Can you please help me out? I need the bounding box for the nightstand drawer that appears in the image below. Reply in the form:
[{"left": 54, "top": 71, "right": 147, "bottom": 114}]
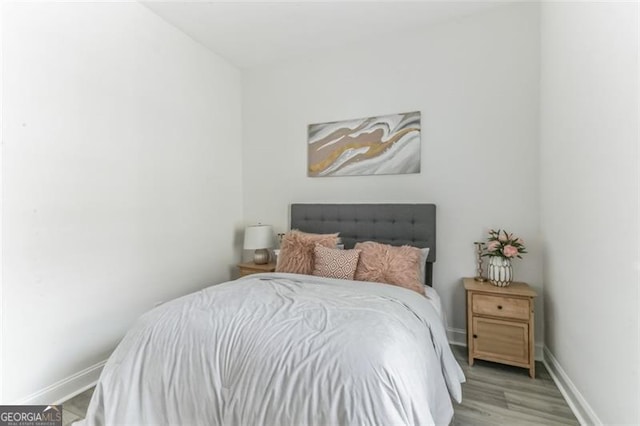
[
  {"left": 472, "top": 294, "right": 529, "bottom": 320},
  {"left": 473, "top": 317, "right": 529, "bottom": 365}
]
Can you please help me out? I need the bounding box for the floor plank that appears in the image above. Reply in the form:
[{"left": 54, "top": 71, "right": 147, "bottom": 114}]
[
  {"left": 63, "top": 387, "right": 94, "bottom": 420},
  {"left": 62, "top": 409, "right": 81, "bottom": 426}
]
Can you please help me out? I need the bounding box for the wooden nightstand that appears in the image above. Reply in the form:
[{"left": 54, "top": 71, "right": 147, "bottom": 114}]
[
  {"left": 237, "top": 262, "right": 276, "bottom": 277},
  {"left": 464, "top": 277, "right": 537, "bottom": 378}
]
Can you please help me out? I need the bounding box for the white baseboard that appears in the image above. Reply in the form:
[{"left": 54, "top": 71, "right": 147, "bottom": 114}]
[
  {"left": 13, "top": 360, "right": 107, "bottom": 405},
  {"left": 447, "top": 327, "right": 468, "bottom": 347},
  {"left": 543, "top": 347, "right": 602, "bottom": 426},
  {"left": 447, "top": 327, "right": 544, "bottom": 360}
]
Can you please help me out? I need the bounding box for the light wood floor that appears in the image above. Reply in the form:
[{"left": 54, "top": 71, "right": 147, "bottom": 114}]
[
  {"left": 62, "top": 385, "right": 93, "bottom": 426},
  {"left": 450, "top": 345, "right": 578, "bottom": 425},
  {"left": 62, "top": 345, "right": 578, "bottom": 426}
]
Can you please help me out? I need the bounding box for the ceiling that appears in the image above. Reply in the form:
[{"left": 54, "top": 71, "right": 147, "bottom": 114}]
[{"left": 142, "top": 1, "right": 514, "bottom": 69}]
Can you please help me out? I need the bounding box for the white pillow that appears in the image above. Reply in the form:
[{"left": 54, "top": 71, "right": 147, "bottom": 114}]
[{"left": 419, "top": 247, "right": 430, "bottom": 286}]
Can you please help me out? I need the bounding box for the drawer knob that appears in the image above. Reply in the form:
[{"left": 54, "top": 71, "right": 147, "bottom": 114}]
[
  {"left": 497, "top": 305, "right": 503, "bottom": 310},
  {"left": 473, "top": 334, "right": 478, "bottom": 338}
]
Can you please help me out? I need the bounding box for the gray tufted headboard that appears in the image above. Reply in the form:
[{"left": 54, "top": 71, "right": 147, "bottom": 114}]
[{"left": 290, "top": 203, "right": 436, "bottom": 286}]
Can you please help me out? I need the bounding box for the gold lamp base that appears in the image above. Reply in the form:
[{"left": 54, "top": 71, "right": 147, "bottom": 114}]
[{"left": 253, "top": 248, "right": 269, "bottom": 265}]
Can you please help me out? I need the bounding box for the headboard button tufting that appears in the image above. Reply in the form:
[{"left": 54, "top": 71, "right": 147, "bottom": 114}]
[{"left": 289, "top": 203, "right": 436, "bottom": 286}]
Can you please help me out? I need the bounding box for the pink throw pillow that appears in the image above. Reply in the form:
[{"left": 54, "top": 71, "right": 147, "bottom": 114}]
[
  {"left": 354, "top": 241, "right": 424, "bottom": 296},
  {"left": 275, "top": 230, "right": 339, "bottom": 275},
  {"left": 312, "top": 244, "right": 361, "bottom": 280}
]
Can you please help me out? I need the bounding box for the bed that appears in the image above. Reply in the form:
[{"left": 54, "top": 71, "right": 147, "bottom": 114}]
[{"left": 78, "top": 203, "right": 464, "bottom": 426}]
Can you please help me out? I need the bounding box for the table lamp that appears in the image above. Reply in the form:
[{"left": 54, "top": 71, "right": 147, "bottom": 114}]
[{"left": 244, "top": 224, "right": 274, "bottom": 265}]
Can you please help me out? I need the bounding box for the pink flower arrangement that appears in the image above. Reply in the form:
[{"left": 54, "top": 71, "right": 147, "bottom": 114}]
[
  {"left": 503, "top": 245, "right": 518, "bottom": 258},
  {"left": 486, "top": 240, "right": 500, "bottom": 251},
  {"left": 483, "top": 229, "right": 527, "bottom": 259}
]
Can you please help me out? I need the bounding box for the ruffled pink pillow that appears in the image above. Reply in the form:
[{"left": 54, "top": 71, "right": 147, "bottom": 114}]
[
  {"left": 275, "top": 230, "right": 339, "bottom": 275},
  {"left": 312, "top": 244, "right": 361, "bottom": 280},
  {"left": 354, "top": 241, "right": 424, "bottom": 295}
]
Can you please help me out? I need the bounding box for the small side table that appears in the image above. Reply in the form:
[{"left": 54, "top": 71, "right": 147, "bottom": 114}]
[
  {"left": 464, "top": 277, "right": 537, "bottom": 378},
  {"left": 237, "top": 262, "right": 276, "bottom": 277}
]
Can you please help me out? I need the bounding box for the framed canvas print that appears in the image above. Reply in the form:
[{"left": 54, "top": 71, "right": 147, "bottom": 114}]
[{"left": 307, "top": 111, "right": 421, "bottom": 177}]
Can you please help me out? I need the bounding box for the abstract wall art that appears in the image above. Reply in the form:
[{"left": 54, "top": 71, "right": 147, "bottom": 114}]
[{"left": 307, "top": 111, "right": 421, "bottom": 177}]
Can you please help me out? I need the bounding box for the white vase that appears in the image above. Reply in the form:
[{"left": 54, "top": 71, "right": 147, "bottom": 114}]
[{"left": 488, "top": 256, "right": 513, "bottom": 287}]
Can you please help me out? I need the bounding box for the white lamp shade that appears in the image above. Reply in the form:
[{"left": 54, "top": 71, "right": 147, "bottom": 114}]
[{"left": 243, "top": 225, "right": 274, "bottom": 250}]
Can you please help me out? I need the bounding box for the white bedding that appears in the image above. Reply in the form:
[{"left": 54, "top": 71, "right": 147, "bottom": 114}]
[
  {"left": 78, "top": 273, "right": 464, "bottom": 426},
  {"left": 424, "top": 285, "right": 446, "bottom": 325}
]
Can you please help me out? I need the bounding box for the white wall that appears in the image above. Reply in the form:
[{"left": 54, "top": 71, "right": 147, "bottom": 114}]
[
  {"left": 0, "top": 0, "right": 4, "bottom": 404},
  {"left": 242, "top": 4, "right": 542, "bottom": 344},
  {"left": 2, "top": 2, "right": 243, "bottom": 403},
  {"left": 540, "top": 2, "right": 639, "bottom": 424}
]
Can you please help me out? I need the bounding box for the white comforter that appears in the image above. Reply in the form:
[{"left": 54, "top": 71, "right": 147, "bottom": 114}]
[{"left": 78, "top": 273, "right": 465, "bottom": 426}]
